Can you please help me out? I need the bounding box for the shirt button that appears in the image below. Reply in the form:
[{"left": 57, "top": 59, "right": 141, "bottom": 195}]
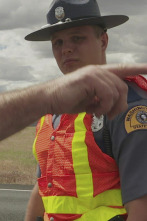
[
  {"left": 51, "top": 135, "right": 55, "bottom": 141},
  {"left": 48, "top": 182, "right": 52, "bottom": 188},
  {"left": 50, "top": 217, "right": 54, "bottom": 221}
]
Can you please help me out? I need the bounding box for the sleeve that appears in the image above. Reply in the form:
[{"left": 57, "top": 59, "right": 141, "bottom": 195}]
[
  {"left": 106, "top": 86, "right": 147, "bottom": 205},
  {"left": 36, "top": 164, "right": 41, "bottom": 178},
  {"left": 34, "top": 120, "right": 42, "bottom": 178}
]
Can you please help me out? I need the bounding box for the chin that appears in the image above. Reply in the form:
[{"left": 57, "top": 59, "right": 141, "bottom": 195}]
[
  {"left": 62, "top": 63, "right": 84, "bottom": 75},
  {"left": 62, "top": 66, "right": 79, "bottom": 75}
]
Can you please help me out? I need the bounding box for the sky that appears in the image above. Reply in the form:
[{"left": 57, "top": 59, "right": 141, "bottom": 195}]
[{"left": 0, "top": 0, "right": 147, "bottom": 92}]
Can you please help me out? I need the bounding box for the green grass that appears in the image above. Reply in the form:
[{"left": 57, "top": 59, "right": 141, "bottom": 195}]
[{"left": 0, "top": 127, "right": 37, "bottom": 185}]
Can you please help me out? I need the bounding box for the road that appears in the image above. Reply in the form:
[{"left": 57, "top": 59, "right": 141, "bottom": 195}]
[{"left": 0, "top": 184, "right": 33, "bottom": 221}]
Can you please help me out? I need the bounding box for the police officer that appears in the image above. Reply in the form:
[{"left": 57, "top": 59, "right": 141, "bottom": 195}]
[{"left": 24, "top": 0, "right": 147, "bottom": 220}]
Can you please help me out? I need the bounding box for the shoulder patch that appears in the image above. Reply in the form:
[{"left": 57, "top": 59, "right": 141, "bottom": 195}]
[{"left": 125, "top": 106, "right": 147, "bottom": 133}]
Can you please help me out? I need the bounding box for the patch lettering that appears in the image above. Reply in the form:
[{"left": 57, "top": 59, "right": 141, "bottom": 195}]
[{"left": 125, "top": 105, "right": 147, "bottom": 133}]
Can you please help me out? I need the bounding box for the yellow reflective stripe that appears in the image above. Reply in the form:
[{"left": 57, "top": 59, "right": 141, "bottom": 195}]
[
  {"left": 33, "top": 116, "right": 45, "bottom": 161},
  {"left": 76, "top": 206, "right": 126, "bottom": 221},
  {"left": 42, "top": 189, "right": 124, "bottom": 214},
  {"left": 72, "top": 113, "right": 93, "bottom": 197}
]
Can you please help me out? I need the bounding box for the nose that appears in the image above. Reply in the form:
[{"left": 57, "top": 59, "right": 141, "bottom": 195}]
[{"left": 62, "top": 40, "right": 74, "bottom": 55}]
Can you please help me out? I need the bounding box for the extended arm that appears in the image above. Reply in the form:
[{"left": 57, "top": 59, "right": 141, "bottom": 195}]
[{"left": 0, "top": 63, "right": 147, "bottom": 140}]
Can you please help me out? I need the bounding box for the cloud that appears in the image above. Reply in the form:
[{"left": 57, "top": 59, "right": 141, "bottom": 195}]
[
  {"left": 0, "top": 0, "right": 49, "bottom": 30},
  {"left": 0, "top": 0, "right": 146, "bottom": 92},
  {"left": 0, "top": 57, "right": 34, "bottom": 81},
  {"left": 99, "top": 0, "right": 147, "bottom": 16},
  {"left": 27, "top": 41, "right": 54, "bottom": 59},
  {"left": 106, "top": 12, "right": 147, "bottom": 64},
  {"left": 0, "top": 27, "right": 61, "bottom": 91}
]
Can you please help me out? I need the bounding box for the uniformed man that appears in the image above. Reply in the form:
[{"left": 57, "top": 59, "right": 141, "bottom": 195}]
[{"left": 24, "top": 0, "right": 147, "bottom": 220}]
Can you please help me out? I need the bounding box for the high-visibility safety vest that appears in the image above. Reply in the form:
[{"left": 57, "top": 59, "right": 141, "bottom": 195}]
[
  {"left": 33, "top": 75, "right": 147, "bottom": 221},
  {"left": 33, "top": 113, "right": 126, "bottom": 221}
]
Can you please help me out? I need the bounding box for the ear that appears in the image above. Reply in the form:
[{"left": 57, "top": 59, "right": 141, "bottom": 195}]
[{"left": 101, "top": 32, "right": 108, "bottom": 51}]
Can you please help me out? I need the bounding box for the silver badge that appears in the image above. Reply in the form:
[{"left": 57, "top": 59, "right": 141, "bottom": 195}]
[
  {"left": 91, "top": 114, "right": 104, "bottom": 132},
  {"left": 55, "top": 7, "right": 65, "bottom": 21},
  {"left": 136, "top": 111, "right": 147, "bottom": 124}
]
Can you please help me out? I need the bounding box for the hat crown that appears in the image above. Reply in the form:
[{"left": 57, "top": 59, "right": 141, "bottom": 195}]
[
  {"left": 25, "top": 0, "right": 129, "bottom": 41},
  {"left": 47, "top": 0, "right": 101, "bottom": 25}
]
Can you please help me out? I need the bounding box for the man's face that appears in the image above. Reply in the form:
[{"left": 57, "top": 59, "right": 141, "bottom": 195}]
[{"left": 51, "top": 25, "right": 108, "bottom": 74}]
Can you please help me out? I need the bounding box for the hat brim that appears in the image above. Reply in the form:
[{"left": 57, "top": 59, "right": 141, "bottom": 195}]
[{"left": 25, "top": 15, "right": 129, "bottom": 41}]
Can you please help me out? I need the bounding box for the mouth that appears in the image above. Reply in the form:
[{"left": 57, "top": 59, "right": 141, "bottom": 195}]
[{"left": 63, "top": 59, "right": 79, "bottom": 66}]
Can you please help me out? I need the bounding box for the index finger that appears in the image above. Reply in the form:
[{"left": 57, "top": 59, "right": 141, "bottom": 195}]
[{"left": 100, "top": 63, "right": 147, "bottom": 79}]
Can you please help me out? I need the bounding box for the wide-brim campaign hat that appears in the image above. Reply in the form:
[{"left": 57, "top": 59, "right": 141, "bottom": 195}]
[{"left": 25, "top": 0, "right": 129, "bottom": 41}]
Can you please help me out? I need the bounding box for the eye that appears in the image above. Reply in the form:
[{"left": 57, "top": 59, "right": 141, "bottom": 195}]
[
  {"left": 72, "top": 36, "right": 85, "bottom": 43},
  {"left": 52, "top": 39, "right": 63, "bottom": 48}
]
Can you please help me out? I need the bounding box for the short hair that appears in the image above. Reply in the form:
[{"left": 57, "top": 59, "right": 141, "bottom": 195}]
[{"left": 92, "top": 25, "right": 107, "bottom": 38}]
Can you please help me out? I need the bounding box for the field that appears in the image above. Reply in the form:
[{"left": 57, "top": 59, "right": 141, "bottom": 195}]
[{"left": 0, "top": 127, "right": 37, "bottom": 185}]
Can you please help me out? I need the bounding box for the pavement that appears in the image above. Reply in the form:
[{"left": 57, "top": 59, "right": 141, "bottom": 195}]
[{"left": 0, "top": 184, "right": 33, "bottom": 221}]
